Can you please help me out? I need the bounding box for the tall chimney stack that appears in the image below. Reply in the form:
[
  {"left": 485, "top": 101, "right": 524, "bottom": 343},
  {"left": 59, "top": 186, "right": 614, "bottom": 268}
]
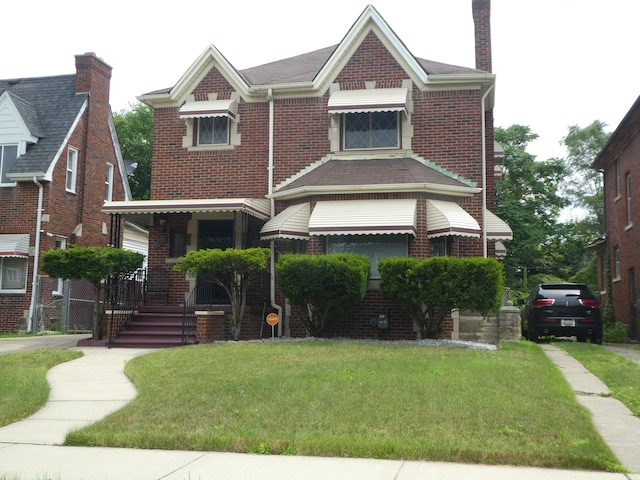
[
  {"left": 75, "top": 52, "right": 112, "bottom": 105},
  {"left": 472, "top": 0, "right": 492, "bottom": 72}
]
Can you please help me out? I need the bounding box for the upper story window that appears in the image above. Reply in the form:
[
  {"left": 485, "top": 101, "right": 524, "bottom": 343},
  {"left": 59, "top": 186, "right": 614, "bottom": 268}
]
[
  {"left": 615, "top": 160, "right": 621, "bottom": 199},
  {"left": 328, "top": 87, "right": 409, "bottom": 152},
  {"left": 196, "top": 117, "right": 229, "bottom": 145},
  {"left": 343, "top": 111, "right": 399, "bottom": 150},
  {"left": 0, "top": 144, "right": 18, "bottom": 186},
  {"left": 105, "top": 163, "right": 114, "bottom": 202},
  {"left": 626, "top": 172, "right": 632, "bottom": 228},
  {"left": 66, "top": 147, "right": 78, "bottom": 193},
  {"left": 180, "top": 98, "right": 239, "bottom": 150},
  {"left": 614, "top": 246, "right": 621, "bottom": 281}
]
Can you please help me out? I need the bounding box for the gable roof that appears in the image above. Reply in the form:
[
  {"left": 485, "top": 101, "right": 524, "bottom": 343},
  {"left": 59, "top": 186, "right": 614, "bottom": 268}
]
[
  {"left": 271, "top": 156, "right": 480, "bottom": 200},
  {"left": 592, "top": 95, "right": 640, "bottom": 170},
  {"left": 140, "top": 5, "right": 494, "bottom": 107},
  {"left": 0, "top": 75, "right": 87, "bottom": 179}
]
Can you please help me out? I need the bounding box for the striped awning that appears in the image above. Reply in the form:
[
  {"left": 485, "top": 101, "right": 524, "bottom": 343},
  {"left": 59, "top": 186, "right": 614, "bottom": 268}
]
[
  {"left": 0, "top": 234, "right": 30, "bottom": 258},
  {"left": 309, "top": 199, "right": 417, "bottom": 236},
  {"left": 179, "top": 99, "right": 238, "bottom": 120},
  {"left": 494, "top": 240, "right": 507, "bottom": 260},
  {"left": 103, "top": 198, "right": 271, "bottom": 220},
  {"left": 426, "top": 200, "right": 480, "bottom": 238},
  {"left": 327, "top": 88, "right": 408, "bottom": 114},
  {"left": 485, "top": 209, "right": 513, "bottom": 241},
  {"left": 260, "top": 203, "right": 311, "bottom": 240}
]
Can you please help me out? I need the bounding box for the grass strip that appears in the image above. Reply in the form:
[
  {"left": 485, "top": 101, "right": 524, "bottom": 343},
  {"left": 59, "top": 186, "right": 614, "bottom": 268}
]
[
  {"left": 556, "top": 342, "right": 640, "bottom": 416},
  {"left": 0, "top": 348, "right": 82, "bottom": 427},
  {"left": 65, "top": 340, "right": 621, "bottom": 471}
]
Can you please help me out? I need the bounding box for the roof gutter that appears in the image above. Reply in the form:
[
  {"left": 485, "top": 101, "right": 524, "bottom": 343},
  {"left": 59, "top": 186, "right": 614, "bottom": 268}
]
[
  {"left": 27, "top": 176, "right": 45, "bottom": 333},
  {"left": 267, "top": 88, "right": 283, "bottom": 337},
  {"left": 481, "top": 83, "right": 495, "bottom": 258}
]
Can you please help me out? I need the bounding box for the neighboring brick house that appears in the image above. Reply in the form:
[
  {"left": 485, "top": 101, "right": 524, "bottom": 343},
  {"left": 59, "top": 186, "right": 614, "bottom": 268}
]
[
  {"left": 591, "top": 95, "right": 640, "bottom": 341},
  {"left": 104, "top": 1, "right": 511, "bottom": 340},
  {"left": 0, "top": 53, "right": 131, "bottom": 333}
]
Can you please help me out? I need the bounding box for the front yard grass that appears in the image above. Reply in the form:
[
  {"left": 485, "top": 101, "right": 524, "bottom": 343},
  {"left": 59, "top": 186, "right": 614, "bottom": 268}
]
[
  {"left": 0, "top": 349, "right": 82, "bottom": 427},
  {"left": 555, "top": 342, "right": 640, "bottom": 416},
  {"left": 65, "top": 340, "right": 622, "bottom": 471}
]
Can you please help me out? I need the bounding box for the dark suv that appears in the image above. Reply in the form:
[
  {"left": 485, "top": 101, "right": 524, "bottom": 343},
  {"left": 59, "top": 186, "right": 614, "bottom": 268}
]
[{"left": 522, "top": 283, "right": 602, "bottom": 344}]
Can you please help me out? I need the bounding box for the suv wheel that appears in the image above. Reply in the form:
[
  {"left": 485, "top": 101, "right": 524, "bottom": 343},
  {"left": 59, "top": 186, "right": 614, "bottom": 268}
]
[{"left": 528, "top": 325, "right": 539, "bottom": 343}]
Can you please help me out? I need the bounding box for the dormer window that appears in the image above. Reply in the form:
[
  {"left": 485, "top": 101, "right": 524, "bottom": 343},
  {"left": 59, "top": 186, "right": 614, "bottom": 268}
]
[
  {"left": 328, "top": 87, "right": 409, "bottom": 152},
  {"left": 180, "top": 99, "right": 238, "bottom": 150},
  {"left": 0, "top": 144, "right": 18, "bottom": 185}
]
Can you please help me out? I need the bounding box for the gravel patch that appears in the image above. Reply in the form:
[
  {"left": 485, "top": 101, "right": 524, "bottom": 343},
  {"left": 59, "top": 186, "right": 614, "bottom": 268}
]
[{"left": 258, "top": 336, "right": 498, "bottom": 350}]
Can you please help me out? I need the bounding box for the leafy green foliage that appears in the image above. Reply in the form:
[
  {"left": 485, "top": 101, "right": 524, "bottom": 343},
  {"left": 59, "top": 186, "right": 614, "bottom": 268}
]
[
  {"left": 276, "top": 253, "right": 370, "bottom": 336},
  {"left": 379, "top": 257, "right": 504, "bottom": 338},
  {"left": 174, "top": 248, "right": 270, "bottom": 340},
  {"left": 40, "top": 247, "right": 144, "bottom": 340},
  {"left": 113, "top": 103, "right": 153, "bottom": 201},
  {"left": 495, "top": 125, "right": 568, "bottom": 288}
]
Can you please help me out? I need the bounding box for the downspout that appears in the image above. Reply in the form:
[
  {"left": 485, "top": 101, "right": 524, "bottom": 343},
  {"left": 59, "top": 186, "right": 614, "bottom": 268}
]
[
  {"left": 27, "top": 176, "right": 44, "bottom": 332},
  {"left": 267, "top": 88, "right": 284, "bottom": 336},
  {"left": 480, "top": 83, "right": 494, "bottom": 258}
]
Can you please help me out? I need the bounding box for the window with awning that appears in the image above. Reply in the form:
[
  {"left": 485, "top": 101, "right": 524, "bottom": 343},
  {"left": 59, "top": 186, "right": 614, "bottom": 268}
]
[
  {"left": 0, "top": 234, "right": 30, "bottom": 293},
  {"left": 260, "top": 203, "right": 310, "bottom": 240},
  {"left": 426, "top": 200, "right": 480, "bottom": 238},
  {"left": 309, "top": 199, "right": 417, "bottom": 236}
]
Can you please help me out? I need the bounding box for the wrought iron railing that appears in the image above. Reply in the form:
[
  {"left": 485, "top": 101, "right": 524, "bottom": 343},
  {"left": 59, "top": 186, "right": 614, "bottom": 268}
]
[
  {"left": 182, "top": 285, "right": 198, "bottom": 345},
  {"left": 106, "top": 269, "right": 145, "bottom": 347}
]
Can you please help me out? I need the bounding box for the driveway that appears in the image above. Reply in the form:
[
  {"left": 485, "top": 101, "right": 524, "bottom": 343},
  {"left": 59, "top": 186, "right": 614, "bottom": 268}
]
[
  {"left": 0, "top": 334, "right": 91, "bottom": 355},
  {"left": 604, "top": 344, "right": 640, "bottom": 366}
]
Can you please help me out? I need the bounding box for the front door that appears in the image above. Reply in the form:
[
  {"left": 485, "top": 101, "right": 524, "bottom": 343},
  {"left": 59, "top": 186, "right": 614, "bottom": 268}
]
[{"left": 196, "top": 220, "right": 234, "bottom": 304}]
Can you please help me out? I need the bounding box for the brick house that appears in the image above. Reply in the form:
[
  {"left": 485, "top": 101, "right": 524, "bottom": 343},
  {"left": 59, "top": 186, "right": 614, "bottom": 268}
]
[
  {"left": 591, "top": 95, "right": 640, "bottom": 341},
  {"left": 0, "top": 53, "right": 132, "bottom": 333},
  {"left": 104, "top": 1, "right": 511, "bottom": 341}
]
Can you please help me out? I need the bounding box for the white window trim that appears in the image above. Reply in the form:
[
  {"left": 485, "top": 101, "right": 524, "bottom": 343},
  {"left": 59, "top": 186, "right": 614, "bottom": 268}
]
[
  {"left": 0, "top": 257, "right": 28, "bottom": 293},
  {"left": 105, "top": 163, "right": 114, "bottom": 202},
  {"left": 0, "top": 144, "right": 19, "bottom": 187},
  {"left": 66, "top": 147, "right": 78, "bottom": 193}
]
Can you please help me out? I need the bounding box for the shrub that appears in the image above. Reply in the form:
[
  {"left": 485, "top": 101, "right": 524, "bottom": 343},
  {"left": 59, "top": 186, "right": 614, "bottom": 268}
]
[
  {"left": 174, "top": 248, "right": 270, "bottom": 340},
  {"left": 276, "top": 253, "right": 370, "bottom": 336},
  {"left": 379, "top": 256, "right": 504, "bottom": 338},
  {"left": 604, "top": 321, "right": 628, "bottom": 344}
]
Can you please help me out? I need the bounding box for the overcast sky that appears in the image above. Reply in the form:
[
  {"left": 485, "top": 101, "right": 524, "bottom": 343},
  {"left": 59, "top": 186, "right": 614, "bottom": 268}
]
[{"left": 2, "top": 0, "right": 638, "bottom": 163}]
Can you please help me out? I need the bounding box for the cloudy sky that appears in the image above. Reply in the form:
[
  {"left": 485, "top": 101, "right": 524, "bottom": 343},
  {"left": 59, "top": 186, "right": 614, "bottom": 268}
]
[{"left": 2, "top": 0, "right": 638, "bottom": 162}]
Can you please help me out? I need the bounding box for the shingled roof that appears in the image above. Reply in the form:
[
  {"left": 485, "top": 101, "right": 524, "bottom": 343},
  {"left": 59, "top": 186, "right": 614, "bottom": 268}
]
[
  {"left": 273, "top": 157, "right": 477, "bottom": 198},
  {"left": 0, "top": 75, "right": 87, "bottom": 177}
]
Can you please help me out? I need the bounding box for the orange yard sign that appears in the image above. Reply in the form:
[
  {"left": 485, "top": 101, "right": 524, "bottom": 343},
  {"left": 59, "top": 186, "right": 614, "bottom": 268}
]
[{"left": 266, "top": 313, "right": 279, "bottom": 326}]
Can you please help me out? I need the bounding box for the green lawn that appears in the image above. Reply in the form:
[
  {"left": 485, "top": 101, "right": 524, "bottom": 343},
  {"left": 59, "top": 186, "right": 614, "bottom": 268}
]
[
  {"left": 64, "top": 340, "right": 622, "bottom": 471},
  {"left": 555, "top": 342, "right": 640, "bottom": 416},
  {"left": 0, "top": 349, "right": 82, "bottom": 427}
]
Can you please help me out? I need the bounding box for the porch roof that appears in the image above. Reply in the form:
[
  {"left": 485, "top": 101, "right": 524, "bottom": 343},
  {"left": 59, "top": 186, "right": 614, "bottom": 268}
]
[{"left": 102, "top": 198, "right": 271, "bottom": 221}]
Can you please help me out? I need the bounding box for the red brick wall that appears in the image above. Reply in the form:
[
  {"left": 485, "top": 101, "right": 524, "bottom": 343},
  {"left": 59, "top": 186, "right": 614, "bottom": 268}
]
[{"left": 602, "top": 130, "right": 640, "bottom": 339}]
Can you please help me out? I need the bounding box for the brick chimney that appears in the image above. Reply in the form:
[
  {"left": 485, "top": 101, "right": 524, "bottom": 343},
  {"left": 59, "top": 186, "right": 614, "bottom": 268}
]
[
  {"left": 472, "top": 0, "right": 492, "bottom": 72},
  {"left": 74, "top": 52, "right": 112, "bottom": 105}
]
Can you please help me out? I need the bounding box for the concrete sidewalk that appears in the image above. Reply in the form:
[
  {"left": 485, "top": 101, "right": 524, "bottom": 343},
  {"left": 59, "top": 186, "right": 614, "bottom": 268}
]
[{"left": 0, "top": 339, "right": 637, "bottom": 480}]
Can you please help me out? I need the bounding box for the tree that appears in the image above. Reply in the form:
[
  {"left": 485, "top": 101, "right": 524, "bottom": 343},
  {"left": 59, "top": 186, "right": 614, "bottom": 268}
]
[
  {"left": 40, "top": 247, "right": 144, "bottom": 340},
  {"left": 113, "top": 103, "right": 153, "bottom": 200},
  {"left": 562, "top": 120, "right": 610, "bottom": 229},
  {"left": 495, "top": 125, "right": 569, "bottom": 287},
  {"left": 276, "top": 253, "right": 370, "bottom": 336},
  {"left": 173, "top": 248, "right": 270, "bottom": 340}
]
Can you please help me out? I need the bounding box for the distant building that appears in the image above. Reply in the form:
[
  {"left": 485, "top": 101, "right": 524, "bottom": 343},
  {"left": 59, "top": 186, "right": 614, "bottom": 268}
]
[
  {"left": 591, "top": 95, "right": 640, "bottom": 340},
  {"left": 0, "top": 53, "right": 131, "bottom": 332}
]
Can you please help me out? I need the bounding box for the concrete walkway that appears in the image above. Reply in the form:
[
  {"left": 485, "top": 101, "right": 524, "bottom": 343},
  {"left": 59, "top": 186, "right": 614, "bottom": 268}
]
[
  {"left": 0, "top": 338, "right": 637, "bottom": 480},
  {"left": 540, "top": 344, "right": 640, "bottom": 477}
]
